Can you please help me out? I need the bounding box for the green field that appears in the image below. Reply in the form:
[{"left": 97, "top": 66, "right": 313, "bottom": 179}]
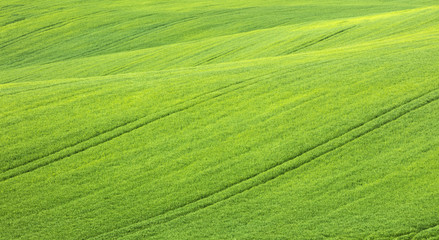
[{"left": 1, "top": 0, "right": 439, "bottom": 239}]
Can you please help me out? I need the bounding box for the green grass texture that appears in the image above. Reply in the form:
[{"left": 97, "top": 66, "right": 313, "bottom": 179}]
[{"left": 1, "top": 0, "right": 439, "bottom": 239}]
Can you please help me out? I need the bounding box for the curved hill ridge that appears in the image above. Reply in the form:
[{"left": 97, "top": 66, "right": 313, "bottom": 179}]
[{"left": 0, "top": 1, "right": 438, "bottom": 239}]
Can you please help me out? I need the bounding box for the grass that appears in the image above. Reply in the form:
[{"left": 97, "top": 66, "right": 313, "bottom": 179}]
[{"left": 1, "top": 0, "right": 439, "bottom": 239}]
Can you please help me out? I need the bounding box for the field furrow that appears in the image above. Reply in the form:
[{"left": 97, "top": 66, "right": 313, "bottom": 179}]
[
  {"left": 88, "top": 85, "right": 439, "bottom": 239},
  {"left": 1, "top": 1, "right": 438, "bottom": 239}
]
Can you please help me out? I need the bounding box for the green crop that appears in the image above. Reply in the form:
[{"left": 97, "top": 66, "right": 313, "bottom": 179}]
[{"left": 1, "top": 0, "right": 438, "bottom": 239}]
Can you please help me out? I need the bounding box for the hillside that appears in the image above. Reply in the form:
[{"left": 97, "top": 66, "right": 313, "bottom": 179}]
[{"left": 1, "top": 0, "right": 439, "bottom": 239}]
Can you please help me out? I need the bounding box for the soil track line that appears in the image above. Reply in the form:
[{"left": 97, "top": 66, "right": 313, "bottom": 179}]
[
  {"left": 285, "top": 25, "right": 356, "bottom": 54},
  {"left": 0, "top": 80, "right": 79, "bottom": 97},
  {"left": 411, "top": 223, "right": 439, "bottom": 239},
  {"left": 0, "top": 84, "right": 322, "bottom": 224},
  {"left": 388, "top": 222, "right": 439, "bottom": 239},
  {"left": 81, "top": 15, "right": 198, "bottom": 59},
  {"left": 88, "top": 87, "right": 439, "bottom": 239},
  {"left": 0, "top": 22, "right": 65, "bottom": 49},
  {"left": 0, "top": 71, "right": 280, "bottom": 182},
  {"left": 0, "top": 11, "right": 100, "bottom": 50}
]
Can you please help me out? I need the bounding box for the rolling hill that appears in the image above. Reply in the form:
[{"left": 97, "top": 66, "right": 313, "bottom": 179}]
[{"left": 1, "top": 0, "right": 439, "bottom": 239}]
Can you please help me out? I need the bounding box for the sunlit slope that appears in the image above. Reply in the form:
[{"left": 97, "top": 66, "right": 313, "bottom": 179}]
[
  {"left": 1, "top": 0, "right": 439, "bottom": 239},
  {"left": 1, "top": 5, "right": 439, "bottom": 83},
  {"left": 0, "top": 0, "right": 437, "bottom": 70}
]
